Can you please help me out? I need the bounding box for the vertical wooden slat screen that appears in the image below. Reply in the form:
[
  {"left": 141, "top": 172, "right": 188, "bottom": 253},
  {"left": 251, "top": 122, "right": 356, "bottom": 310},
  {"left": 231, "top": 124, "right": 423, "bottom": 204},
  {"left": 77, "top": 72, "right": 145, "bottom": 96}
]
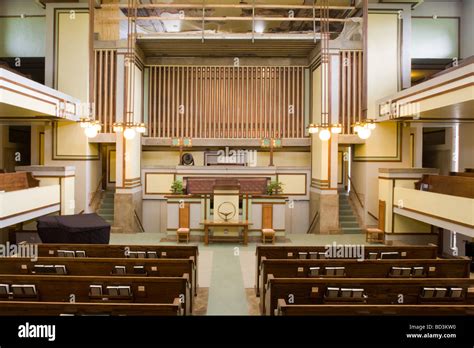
[
  {"left": 147, "top": 65, "right": 305, "bottom": 139},
  {"left": 94, "top": 49, "right": 117, "bottom": 133},
  {"left": 339, "top": 50, "right": 363, "bottom": 134}
]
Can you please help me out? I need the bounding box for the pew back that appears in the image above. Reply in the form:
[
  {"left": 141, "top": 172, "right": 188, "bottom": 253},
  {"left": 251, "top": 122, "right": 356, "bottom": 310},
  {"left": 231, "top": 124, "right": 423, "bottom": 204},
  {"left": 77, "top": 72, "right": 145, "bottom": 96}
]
[
  {"left": 0, "top": 256, "right": 196, "bottom": 301},
  {"left": 0, "top": 172, "right": 39, "bottom": 192},
  {"left": 259, "top": 258, "right": 471, "bottom": 314},
  {"left": 264, "top": 277, "right": 474, "bottom": 315},
  {"left": 276, "top": 300, "right": 474, "bottom": 316},
  {"left": 415, "top": 174, "right": 474, "bottom": 198},
  {"left": 35, "top": 243, "right": 199, "bottom": 295},
  {"left": 255, "top": 245, "right": 438, "bottom": 296},
  {"left": 0, "top": 300, "right": 183, "bottom": 316},
  {"left": 0, "top": 274, "right": 193, "bottom": 315}
]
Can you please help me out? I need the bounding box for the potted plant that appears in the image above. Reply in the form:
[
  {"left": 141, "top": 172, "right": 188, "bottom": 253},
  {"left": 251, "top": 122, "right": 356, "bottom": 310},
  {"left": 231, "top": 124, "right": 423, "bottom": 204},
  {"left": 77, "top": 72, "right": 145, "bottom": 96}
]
[
  {"left": 266, "top": 180, "right": 283, "bottom": 195},
  {"left": 170, "top": 180, "right": 184, "bottom": 194}
]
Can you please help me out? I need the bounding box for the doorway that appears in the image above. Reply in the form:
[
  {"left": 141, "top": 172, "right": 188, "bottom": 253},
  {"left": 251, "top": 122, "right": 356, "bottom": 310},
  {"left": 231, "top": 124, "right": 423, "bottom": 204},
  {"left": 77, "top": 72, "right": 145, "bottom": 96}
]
[
  {"left": 337, "top": 145, "right": 351, "bottom": 192},
  {"left": 422, "top": 127, "right": 456, "bottom": 175},
  {"left": 2, "top": 126, "right": 31, "bottom": 172}
]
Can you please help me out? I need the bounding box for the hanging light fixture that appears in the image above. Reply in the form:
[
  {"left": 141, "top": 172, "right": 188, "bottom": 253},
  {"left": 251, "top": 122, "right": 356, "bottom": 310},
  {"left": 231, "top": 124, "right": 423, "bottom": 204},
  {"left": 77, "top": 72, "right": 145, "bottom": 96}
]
[
  {"left": 109, "top": 0, "right": 147, "bottom": 139},
  {"left": 307, "top": 0, "right": 340, "bottom": 141},
  {"left": 349, "top": 0, "right": 374, "bottom": 140},
  {"left": 331, "top": 123, "right": 342, "bottom": 134},
  {"left": 123, "top": 126, "right": 136, "bottom": 140},
  {"left": 357, "top": 124, "right": 372, "bottom": 140},
  {"left": 319, "top": 127, "right": 331, "bottom": 141},
  {"left": 135, "top": 123, "right": 146, "bottom": 134},
  {"left": 307, "top": 124, "right": 319, "bottom": 134}
]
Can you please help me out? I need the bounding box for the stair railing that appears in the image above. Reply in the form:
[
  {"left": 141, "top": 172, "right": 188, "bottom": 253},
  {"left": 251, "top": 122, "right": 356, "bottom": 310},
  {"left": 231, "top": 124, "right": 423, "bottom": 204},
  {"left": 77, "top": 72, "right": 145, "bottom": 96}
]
[
  {"left": 306, "top": 211, "right": 320, "bottom": 234},
  {"left": 134, "top": 209, "right": 145, "bottom": 233},
  {"left": 347, "top": 176, "right": 364, "bottom": 208},
  {"left": 89, "top": 174, "right": 105, "bottom": 211}
]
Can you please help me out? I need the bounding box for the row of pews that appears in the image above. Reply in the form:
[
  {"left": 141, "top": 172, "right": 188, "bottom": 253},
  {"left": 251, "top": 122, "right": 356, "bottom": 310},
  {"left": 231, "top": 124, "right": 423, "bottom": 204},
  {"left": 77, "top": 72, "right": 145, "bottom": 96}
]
[
  {"left": 255, "top": 245, "right": 474, "bottom": 316},
  {"left": 415, "top": 173, "right": 474, "bottom": 198},
  {"left": 0, "top": 243, "right": 199, "bottom": 316}
]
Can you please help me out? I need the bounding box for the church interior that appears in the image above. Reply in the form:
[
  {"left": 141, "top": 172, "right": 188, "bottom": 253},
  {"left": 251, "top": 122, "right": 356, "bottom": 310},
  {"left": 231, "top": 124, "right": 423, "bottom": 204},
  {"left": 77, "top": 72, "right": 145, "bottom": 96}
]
[{"left": 0, "top": 0, "right": 473, "bottom": 320}]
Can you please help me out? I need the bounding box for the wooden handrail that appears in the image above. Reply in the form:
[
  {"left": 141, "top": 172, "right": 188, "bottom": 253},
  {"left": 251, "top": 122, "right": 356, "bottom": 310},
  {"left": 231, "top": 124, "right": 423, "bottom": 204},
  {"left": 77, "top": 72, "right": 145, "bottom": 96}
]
[
  {"left": 88, "top": 174, "right": 105, "bottom": 208},
  {"left": 134, "top": 209, "right": 145, "bottom": 233},
  {"left": 347, "top": 176, "right": 364, "bottom": 208},
  {"left": 306, "top": 211, "right": 320, "bottom": 234}
]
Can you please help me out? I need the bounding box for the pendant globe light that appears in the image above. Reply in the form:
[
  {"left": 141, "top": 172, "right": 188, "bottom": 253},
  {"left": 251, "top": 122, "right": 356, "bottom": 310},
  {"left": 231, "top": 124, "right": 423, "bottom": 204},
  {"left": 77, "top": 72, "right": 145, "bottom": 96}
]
[{"left": 306, "top": 0, "right": 339, "bottom": 141}]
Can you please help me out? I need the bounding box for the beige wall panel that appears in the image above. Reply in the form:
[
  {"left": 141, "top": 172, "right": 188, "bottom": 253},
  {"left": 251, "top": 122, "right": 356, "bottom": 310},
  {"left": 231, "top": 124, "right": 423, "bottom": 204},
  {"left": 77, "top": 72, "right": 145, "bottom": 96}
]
[
  {"left": 273, "top": 204, "right": 286, "bottom": 230},
  {"left": 311, "top": 136, "right": 329, "bottom": 180},
  {"left": 419, "top": 87, "right": 474, "bottom": 113},
  {"left": 56, "top": 12, "right": 89, "bottom": 101},
  {"left": 142, "top": 151, "right": 205, "bottom": 166},
  {"left": 278, "top": 174, "right": 306, "bottom": 195},
  {"left": 394, "top": 214, "right": 432, "bottom": 233},
  {"left": 354, "top": 122, "right": 400, "bottom": 159},
  {"left": 38, "top": 177, "right": 60, "bottom": 187},
  {"left": 273, "top": 152, "right": 310, "bottom": 167},
  {"left": 62, "top": 176, "right": 75, "bottom": 215},
  {"left": 367, "top": 13, "right": 399, "bottom": 118},
  {"left": 145, "top": 173, "right": 174, "bottom": 194},
  {"left": 125, "top": 136, "right": 141, "bottom": 180},
  {"left": 251, "top": 204, "right": 262, "bottom": 230},
  {"left": 189, "top": 203, "right": 201, "bottom": 229},
  {"left": 394, "top": 187, "right": 474, "bottom": 227},
  {"left": 167, "top": 203, "right": 179, "bottom": 229}
]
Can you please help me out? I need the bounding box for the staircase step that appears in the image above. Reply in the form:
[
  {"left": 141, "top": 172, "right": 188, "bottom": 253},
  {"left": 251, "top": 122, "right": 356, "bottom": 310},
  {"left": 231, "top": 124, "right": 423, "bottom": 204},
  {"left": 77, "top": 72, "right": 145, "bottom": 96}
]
[
  {"left": 339, "top": 216, "right": 358, "bottom": 222},
  {"left": 341, "top": 227, "right": 364, "bottom": 234},
  {"left": 99, "top": 210, "right": 114, "bottom": 215},
  {"left": 340, "top": 222, "right": 360, "bottom": 228}
]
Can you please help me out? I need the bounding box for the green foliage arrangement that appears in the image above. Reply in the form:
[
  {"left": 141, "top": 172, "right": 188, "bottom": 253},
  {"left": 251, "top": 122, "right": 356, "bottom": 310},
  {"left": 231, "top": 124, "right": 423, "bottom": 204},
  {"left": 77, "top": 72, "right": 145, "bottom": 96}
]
[
  {"left": 171, "top": 180, "right": 184, "bottom": 194},
  {"left": 266, "top": 180, "right": 283, "bottom": 195}
]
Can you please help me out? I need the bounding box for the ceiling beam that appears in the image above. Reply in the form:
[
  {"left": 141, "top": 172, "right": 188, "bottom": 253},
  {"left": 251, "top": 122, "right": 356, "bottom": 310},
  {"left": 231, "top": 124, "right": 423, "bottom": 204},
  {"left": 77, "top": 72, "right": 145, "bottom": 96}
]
[{"left": 101, "top": 4, "right": 355, "bottom": 10}]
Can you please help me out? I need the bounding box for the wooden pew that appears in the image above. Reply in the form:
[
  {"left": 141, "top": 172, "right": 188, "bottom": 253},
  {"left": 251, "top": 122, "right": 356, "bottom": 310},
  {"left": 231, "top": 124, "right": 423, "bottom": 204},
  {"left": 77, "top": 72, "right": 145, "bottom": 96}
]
[
  {"left": 33, "top": 243, "right": 199, "bottom": 295},
  {"left": 259, "top": 258, "right": 471, "bottom": 314},
  {"left": 0, "top": 274, "right": 193, "bottom": 315},
  {"left": 0, "top": 172, "right": 39, "bottom": 192},
  {"left": 276, "top": 300, "right": 474, "bottom": 316},
  {"left": 450, "top": 171, "right": 474, "bottom": 178},
  {"left": 415, "top": 174, "right": 474, "bottom": 198},
  {"left": 0, "top": 256, "right": 197, "bottom": 304},
  {"left": 264, "top": 276, "right": 474, "bottom": 315},
  {"left": 0, "top": 300, "right": 183, "bottom": 316},
  {"left": 255, "top": 244, "right": 438, "bottom": 296}
]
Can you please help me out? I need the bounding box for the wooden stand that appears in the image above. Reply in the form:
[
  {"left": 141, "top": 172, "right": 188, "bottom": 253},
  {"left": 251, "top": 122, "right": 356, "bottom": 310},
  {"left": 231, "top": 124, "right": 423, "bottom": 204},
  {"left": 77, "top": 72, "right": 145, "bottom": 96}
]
[{"left": 366, "top": 228, "right": 385, "bottom": 244}]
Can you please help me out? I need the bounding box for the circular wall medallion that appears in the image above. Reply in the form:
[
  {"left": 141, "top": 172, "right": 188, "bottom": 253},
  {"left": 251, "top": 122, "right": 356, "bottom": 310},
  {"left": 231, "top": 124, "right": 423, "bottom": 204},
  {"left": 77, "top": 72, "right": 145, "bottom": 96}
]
[{"left": 217, "top": 202, "right": 236, "bottom": 221}]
